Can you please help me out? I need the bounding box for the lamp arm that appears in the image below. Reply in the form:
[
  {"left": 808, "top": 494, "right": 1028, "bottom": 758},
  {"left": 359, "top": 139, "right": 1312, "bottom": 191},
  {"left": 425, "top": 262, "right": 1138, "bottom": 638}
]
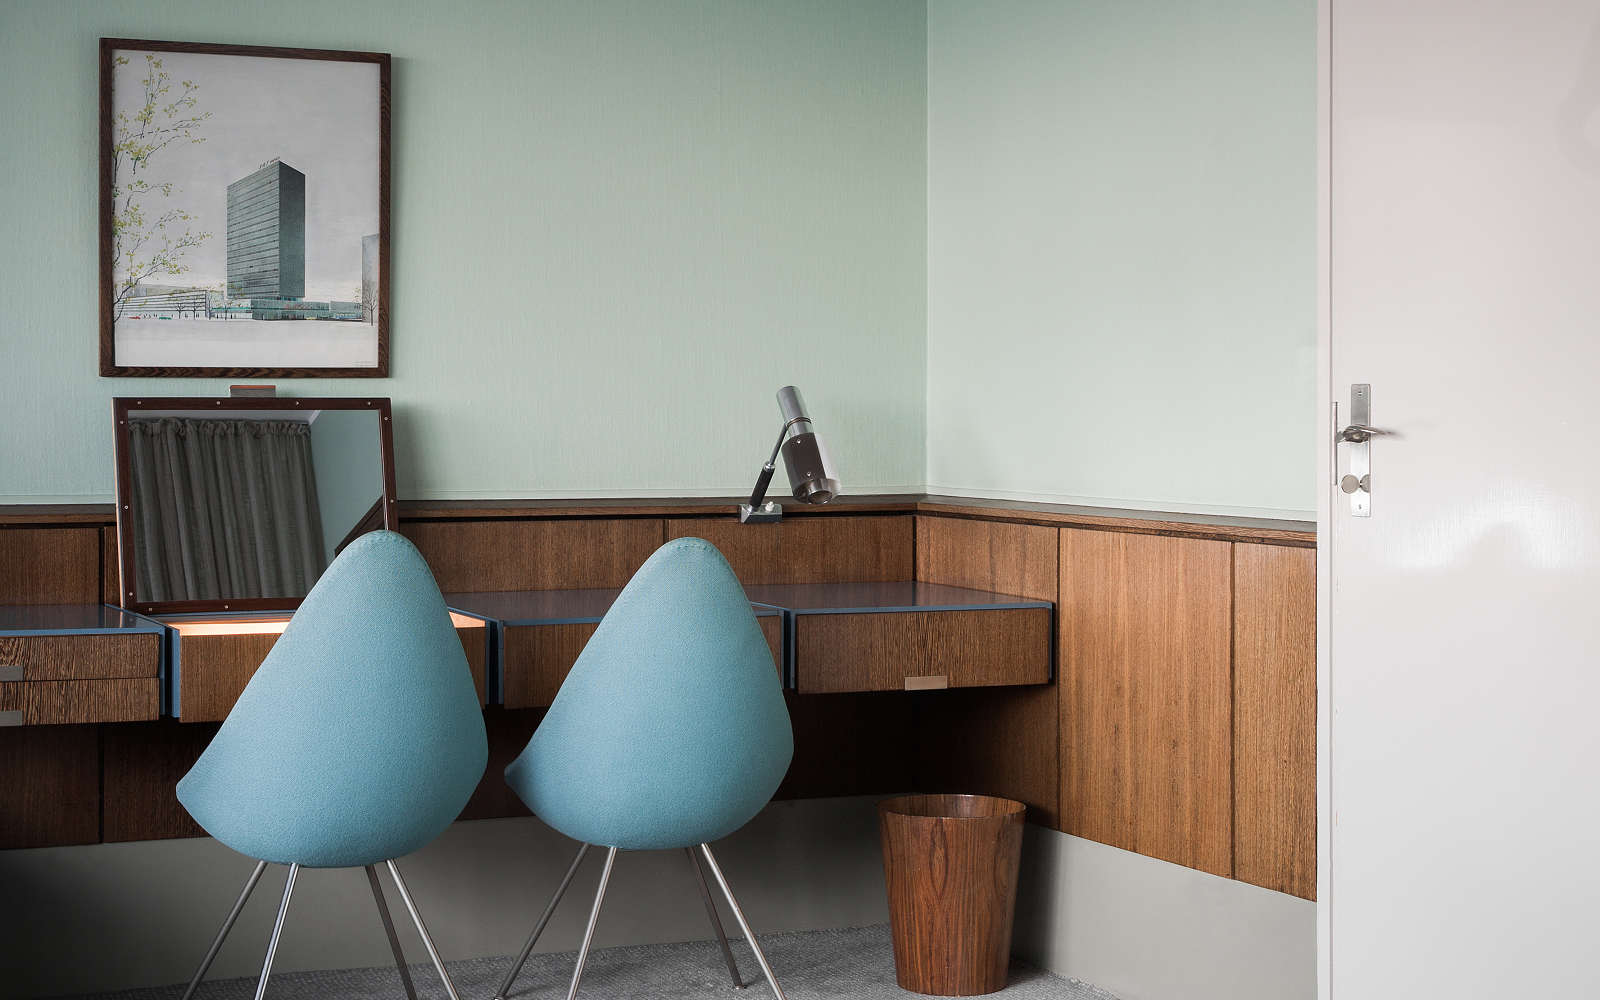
[{"left": 746, "top": 418, "right": 806, "bottom": 509}]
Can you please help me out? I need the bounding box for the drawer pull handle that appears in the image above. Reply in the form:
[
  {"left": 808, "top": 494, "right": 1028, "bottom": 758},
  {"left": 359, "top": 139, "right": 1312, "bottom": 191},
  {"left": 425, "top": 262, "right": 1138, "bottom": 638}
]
[
  {"left": 904, "top": 675, "right": 949, "bottom": 691},
  {"left": 0, "top": 710, "right": 21, "bottom": 727},
  {"left": 0, "top": 665, "right": 23, "bottom": 683}
]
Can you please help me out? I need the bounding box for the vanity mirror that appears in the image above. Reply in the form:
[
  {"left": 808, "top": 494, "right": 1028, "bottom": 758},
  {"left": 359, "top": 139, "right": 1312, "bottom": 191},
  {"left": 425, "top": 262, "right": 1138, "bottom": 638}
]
[{"left": 112, "top": 396, "right": 397, "bottom": 615}]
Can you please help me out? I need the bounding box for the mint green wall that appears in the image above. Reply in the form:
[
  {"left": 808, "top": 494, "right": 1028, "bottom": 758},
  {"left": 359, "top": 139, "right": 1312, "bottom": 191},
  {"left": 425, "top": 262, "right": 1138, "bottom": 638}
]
[
  {"left": 0, "top": 0, "right": 926, "bottom": 503},
  {"left": 926, "top": 0, "right": 1317, "bottom": 517}
]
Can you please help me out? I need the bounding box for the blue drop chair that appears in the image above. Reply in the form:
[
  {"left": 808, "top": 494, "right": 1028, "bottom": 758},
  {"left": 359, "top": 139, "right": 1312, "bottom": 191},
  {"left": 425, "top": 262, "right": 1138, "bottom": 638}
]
[
  {"left": 492, "top": 537, "right": 795, "bottom": 1000},
  {"left": 173, "top": 530, "right": 488, "bottom": 1000}
]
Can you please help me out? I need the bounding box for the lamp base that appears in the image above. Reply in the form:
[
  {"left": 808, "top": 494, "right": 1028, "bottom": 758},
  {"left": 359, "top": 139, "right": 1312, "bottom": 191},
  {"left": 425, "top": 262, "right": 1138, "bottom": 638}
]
[{"left": 738, "top": 501, "right": 783, "bottom": 524}]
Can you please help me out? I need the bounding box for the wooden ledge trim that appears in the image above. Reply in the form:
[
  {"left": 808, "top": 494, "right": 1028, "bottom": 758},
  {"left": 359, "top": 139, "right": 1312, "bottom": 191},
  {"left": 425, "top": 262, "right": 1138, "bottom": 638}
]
[
  {"left": 0, "top": 504, "right": 117, "bottom": 527},
  {"left": 1, "top": 494, "right": 1315, "bottom": 545}
]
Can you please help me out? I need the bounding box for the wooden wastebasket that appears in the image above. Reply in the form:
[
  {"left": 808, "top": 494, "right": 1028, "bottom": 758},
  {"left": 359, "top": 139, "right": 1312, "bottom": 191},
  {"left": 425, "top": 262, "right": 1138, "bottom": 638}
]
[{"left": 878, "top": 794, "right": 1026, "bottom": 996}]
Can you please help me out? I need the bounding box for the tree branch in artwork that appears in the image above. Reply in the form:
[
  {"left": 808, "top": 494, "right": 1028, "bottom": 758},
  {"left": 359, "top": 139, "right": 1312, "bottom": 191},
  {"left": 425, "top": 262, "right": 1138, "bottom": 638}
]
[{"left": 111, "top": 53, "right": 213, "bottom": 319}]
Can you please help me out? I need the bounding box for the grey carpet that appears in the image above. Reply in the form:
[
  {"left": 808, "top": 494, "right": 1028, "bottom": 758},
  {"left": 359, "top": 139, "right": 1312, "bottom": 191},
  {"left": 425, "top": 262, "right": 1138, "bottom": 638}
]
[{"left": 71, "top": 925, "right": 1120, "bottom": 1000}]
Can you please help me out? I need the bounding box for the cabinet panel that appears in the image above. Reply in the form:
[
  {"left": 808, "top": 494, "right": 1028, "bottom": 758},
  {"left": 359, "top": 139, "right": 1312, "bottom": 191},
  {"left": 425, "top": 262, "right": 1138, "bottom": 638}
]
[
  {"left": 1234, "top": 543, "right": 1317, "bottom": 900},
  {"left": 502, "top": 615, "right": 783, "bottom": 709},
  {"left": 102, "top": 720, "right": 216, "bottom": 842},
  {"left": 795, "top": 609, "right": 1050, "bottom": 694},
  {"left": 403, "top": 519, "right": 662, "bottom": 593},
  {"left": 178, "top": 624, "right": 487, "bottom": 722},
  {"left": 0, "top": 528, "right": 99, "bottom": 606},
  {"left": 0, "top": 724, "right": 100, "bottom": 848},
  {"left": 1059, "top": 529, "right": 1233, "bottom": 876},
  {"left": 178, "top": 632, "right": 279, "bottom": 723},
  {"left": 502, "top": 622, "right": 596, "bottom": 710},
  {"left": 667, "top": 516, "right": 913, "bottom": 585}
]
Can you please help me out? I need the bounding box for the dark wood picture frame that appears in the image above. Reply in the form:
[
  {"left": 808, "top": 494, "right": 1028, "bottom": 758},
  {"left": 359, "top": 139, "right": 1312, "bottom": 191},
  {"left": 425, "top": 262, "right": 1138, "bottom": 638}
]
[
  {"left": 99, "top": 39, "right": 391, "bottom": 378},
  {"left": 112, "top": 396, "right": 399, "bottom": 616}
]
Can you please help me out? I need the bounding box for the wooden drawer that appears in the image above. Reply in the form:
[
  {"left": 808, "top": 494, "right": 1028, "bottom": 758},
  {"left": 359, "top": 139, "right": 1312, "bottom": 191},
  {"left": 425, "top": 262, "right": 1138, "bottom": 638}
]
[
  {"left": 0, "top": 633, "right": 162, "bottom": 725},
  {"left": 794, "top": 608, "right": 1051, "bottom": 694},
  {"left": 0, "top": 633, "right": 160, "bottom": 680},
  {"left": 501, "top": 614, "right": 784, "bottom": 710},
  {"left": 0, "top": 678, "right": 160, "bottom": 725},
  {"left": 177, "top": 623, "right": 490, "bottom": 723}
]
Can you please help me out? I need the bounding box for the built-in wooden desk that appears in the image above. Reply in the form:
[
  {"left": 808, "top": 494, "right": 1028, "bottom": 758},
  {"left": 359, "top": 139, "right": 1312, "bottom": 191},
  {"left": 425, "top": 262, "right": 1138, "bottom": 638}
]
[
  {"left": 0, "top": 605, "right": 164, "bottom": 725},
  {"left": 1, "top": 496, "right": 1315, "bottom": 901},
  {"left": 744, "top": 583, "right": 1053, "bottom": 693},
  {"left": 444, "top": 590, "right": 784, "bottom": 708},
  {"left": 163, "top": 611, "right": 490, "bottom": 721}
]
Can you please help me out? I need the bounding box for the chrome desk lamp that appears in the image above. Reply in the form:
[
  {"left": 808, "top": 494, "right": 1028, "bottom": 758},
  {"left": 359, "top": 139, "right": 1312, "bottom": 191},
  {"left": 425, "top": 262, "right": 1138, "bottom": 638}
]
[{"left": 739, "top": 386, "right": 842, "bottom": 523}]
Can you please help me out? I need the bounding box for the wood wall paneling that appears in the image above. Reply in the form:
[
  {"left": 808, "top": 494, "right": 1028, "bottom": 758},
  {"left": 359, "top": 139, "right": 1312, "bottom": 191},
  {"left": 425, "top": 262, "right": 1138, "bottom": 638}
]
[
  {"left": 0, "top": 724, "right": 100, "bottom": 849},
  {"left": 1059, "top": 528, "right": 1234, "bottom": 876},
  {"left": 795, "top": 609, "right": 1049, "bottom": 694},
  {"left": 457, "top": 707, "right": 542, "bottom": 821},
  {"left": 776, "top": 691, "right": 917, "bottom": 800},
  {"left": 665, "top": 516, "right": 913, "bottom": 585},
  {"left": 102, "top": 526, "right": 121, "bottom": 604},
  {"left": 0, "top": 528, "right": 100, "bottom": 605},
  {"left": 915, "top": 516, "right": 1059, "bottom": 601},
  {"left": 1233, "top": 543, "right": 1317, "bottom": 900},
  {"left": 914, "top": 515, "right": 1061, "bottom": 828},
  {"left": 401, "top": 519, "right": 664, "bottom": 593},
  {"left": 916, "top": 687, "right": 1060, "bottom": 829},
  {"left": 102, "top": 720, "right": 217, "bottom": 842}
]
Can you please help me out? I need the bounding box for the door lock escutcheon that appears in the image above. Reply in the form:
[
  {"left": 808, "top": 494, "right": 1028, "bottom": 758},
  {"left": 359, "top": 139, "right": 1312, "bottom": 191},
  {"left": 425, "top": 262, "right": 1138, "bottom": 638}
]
[{"left": 1336, "top": 384, "right": 1389, "bottom": 517}]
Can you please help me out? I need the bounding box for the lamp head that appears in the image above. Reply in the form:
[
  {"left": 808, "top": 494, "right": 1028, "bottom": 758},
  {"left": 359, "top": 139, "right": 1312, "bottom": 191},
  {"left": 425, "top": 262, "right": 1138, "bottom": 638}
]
[{"left": 775, "top": 387, "right": 842, "bottom": 504}]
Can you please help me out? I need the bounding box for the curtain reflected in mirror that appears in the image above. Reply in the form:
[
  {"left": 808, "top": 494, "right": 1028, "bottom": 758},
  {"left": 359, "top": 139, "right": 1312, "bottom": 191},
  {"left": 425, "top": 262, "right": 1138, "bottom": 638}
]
[{"left": 125, "top": 409, "right": 384, "bottom": 603}]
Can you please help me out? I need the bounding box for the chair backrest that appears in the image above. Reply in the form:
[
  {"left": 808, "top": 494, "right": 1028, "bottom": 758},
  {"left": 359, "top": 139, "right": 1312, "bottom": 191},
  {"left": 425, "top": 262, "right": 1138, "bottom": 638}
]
[
  {"left": 177, "top": 530, "right": 487, "bottom": 868},
  {"left": 505, "top": 537, "right": 793, "bottom": 850}
]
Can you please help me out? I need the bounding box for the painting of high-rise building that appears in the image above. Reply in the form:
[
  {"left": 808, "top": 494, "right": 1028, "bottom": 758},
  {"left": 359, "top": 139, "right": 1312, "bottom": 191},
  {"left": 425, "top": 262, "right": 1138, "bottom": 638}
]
[
  {"left": 227, "top": 160, "right": 306, "bottom": 300},
  {"left": 104, "top": 44, "right": 384, "bottom": 373}
]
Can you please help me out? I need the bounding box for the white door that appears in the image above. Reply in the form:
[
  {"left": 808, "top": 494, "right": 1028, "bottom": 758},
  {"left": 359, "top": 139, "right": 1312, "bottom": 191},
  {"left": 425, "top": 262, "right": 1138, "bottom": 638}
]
[{"left": 1328, "top": 1, "right": 1600, "bottom": 996}]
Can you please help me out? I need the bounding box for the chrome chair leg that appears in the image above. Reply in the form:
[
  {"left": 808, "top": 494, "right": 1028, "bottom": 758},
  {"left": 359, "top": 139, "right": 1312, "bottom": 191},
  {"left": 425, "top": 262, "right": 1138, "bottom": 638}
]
[
  {"left": 700, "top": 845, "right": 787, "bottom": 1000},
  {"left": 494, "top": 842, "right": 591, "bottom": 1000},
  {"left": 366, "top": 865, "right": 418, "bottom": 1000},
  {"left": 180, "top": 859, "right": 268, "bottom": 1000},
  {"left": 687, "top": 847, "right": 743, "bottom": 989},
  {"left": 566, "top": 846, "right": 618, "bottom": 1000},
  {"left": 386, "top": 860, "right": 464, "bottom": 1000},
  {"left": 253, "top": 863, "right": 299, "bottom": 1000}
]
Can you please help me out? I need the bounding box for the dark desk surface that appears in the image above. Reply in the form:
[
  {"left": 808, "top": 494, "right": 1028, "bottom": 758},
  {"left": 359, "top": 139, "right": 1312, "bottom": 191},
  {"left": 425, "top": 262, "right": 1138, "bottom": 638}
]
[
  {"left": 742, "top": 582, "right": 1051, "bottom": 614},
  {"left": 0, "top": 604, "right": 164, "bottom": 635}
]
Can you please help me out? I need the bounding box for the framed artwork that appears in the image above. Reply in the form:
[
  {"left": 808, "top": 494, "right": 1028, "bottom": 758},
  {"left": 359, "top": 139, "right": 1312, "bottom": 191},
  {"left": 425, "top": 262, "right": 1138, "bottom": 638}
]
[{"left": 99, "top": 39, "right": 390, "bottom": 377}]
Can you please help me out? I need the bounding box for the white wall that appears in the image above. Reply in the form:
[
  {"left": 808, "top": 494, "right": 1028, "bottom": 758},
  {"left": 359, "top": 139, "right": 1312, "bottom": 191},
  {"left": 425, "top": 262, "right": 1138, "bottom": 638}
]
[
  {"left": 0, "top": 0, "right": 927, "bottom": 505},
  {"left": 926, "top": 0, "right": 1318, "bottom": 517}
]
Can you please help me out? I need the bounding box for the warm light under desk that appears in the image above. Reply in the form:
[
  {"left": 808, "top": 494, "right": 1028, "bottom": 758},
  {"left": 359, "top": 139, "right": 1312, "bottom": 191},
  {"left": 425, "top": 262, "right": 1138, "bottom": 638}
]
[{"left": 165, "top": 613, "right": 483, "bottom": 637}]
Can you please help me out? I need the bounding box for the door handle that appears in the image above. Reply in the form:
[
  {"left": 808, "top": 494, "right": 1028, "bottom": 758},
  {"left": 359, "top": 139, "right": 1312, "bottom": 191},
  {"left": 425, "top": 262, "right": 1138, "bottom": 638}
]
[
  {"left": 1336, "top": 424, "right": 1390, "bottom": 444},
  {"left": 1336, "top": 384, "right": 1388, "bottom": 517}
]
